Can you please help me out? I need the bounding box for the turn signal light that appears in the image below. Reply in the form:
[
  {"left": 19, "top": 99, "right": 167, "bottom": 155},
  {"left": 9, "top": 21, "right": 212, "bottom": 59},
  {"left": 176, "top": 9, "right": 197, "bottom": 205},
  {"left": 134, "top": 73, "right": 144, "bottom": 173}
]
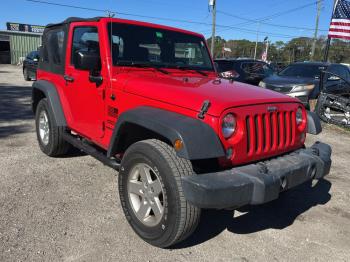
[{"left": 174, "top": 139, "right": 183, "bottom": 151}]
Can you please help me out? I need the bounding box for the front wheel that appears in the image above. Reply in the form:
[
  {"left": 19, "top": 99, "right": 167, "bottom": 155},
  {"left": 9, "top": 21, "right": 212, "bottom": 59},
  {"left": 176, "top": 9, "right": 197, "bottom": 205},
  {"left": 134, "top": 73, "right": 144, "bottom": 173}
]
[
  {"left": 118, "top": 139, "right": 201, "bottom": 248},
  {"left": 23, "top": 67, "right": 30, "bottom": 81}
]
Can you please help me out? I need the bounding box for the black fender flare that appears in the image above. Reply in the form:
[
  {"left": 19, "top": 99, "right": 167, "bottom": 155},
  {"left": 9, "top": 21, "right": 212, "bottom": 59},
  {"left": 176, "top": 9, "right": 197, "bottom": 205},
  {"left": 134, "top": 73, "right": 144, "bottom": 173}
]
[
  {"left": 32, "top": 80, "right": 67, "bottom": 126},
  {"left": 107, "top": 107, "right": 225, "bottom": 160}
]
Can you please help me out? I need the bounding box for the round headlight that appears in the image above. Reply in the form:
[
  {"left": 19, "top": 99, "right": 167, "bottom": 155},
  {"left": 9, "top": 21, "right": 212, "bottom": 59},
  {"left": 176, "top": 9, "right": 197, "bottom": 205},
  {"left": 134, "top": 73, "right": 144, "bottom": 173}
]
[
  {"left": 296, "top": 107, "right": 303, "bottom": 125},
  {"left": 291, "top": 84, "right": 315, "bottom": 92},
  {"left": 222, "top": 113, "right": 236, "bottom": 138}
]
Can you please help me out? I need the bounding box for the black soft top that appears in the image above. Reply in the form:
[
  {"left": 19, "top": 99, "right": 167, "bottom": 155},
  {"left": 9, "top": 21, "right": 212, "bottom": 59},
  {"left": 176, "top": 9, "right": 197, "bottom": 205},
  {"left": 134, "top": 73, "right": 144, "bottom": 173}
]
[{"left": 46, "top": 17, "right": 102, "bottom": 28}]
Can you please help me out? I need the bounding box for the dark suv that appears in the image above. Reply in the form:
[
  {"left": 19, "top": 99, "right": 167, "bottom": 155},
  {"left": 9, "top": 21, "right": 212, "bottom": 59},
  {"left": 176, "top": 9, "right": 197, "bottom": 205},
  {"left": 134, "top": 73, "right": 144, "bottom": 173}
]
[
  {"left": 23, "top": 50, "right": 40, "bottom": 81},
  {"left": 259, "top": 62, "right": 350, "bottom": 106},
  {"left": 215, "top": 58, "right": 275, "bottom": 86}
]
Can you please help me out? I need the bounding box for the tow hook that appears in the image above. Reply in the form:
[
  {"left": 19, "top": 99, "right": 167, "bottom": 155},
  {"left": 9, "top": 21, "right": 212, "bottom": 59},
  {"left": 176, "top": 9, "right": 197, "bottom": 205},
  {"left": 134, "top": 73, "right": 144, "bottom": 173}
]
[{"left": 197, "top": 100, "right": 211, "bottom": 119}]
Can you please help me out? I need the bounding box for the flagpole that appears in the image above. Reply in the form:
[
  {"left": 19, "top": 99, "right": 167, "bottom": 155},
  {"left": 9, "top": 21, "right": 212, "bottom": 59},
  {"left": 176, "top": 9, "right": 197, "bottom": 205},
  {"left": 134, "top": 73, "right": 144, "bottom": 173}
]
[{"left": 324, "top": 0, "right": 338, "bottom": 62}]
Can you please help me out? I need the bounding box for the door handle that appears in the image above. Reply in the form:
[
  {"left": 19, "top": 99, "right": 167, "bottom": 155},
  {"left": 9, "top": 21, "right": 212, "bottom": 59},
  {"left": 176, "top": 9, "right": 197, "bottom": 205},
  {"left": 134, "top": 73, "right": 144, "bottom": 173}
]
[{"left": 64, "top": 75, "right": 75, "bottom": 83}]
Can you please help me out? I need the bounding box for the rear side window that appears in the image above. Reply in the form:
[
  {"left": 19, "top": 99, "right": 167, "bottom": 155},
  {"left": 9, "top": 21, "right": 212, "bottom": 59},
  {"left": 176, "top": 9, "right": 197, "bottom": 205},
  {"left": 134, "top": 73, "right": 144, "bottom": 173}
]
[
  {"left": 43, "top": 30, "right": 65, "bottom": 65},
  {"left": 49, "top": 31, "right": 64, "bottom": 65},
  {"left": 71, "top": 26, "right": 100, "bottom": 67},
  {"left": 39, "top": 27, "right": 67, "bottom": 75}
]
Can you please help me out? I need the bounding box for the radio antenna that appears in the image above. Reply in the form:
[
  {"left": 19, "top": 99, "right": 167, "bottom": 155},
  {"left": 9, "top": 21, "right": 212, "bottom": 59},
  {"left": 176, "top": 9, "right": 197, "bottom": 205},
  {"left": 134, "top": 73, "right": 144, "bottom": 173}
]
[{"left": 106, "top": 10, "right": 116, "bottom": 93}]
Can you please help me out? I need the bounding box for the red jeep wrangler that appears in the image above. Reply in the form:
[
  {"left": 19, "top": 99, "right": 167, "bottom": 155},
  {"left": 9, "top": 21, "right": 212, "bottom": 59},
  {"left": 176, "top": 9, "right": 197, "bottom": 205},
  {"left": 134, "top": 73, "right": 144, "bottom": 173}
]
[{"left": 32, "top": 17, "right": 332, "bottom": 247}]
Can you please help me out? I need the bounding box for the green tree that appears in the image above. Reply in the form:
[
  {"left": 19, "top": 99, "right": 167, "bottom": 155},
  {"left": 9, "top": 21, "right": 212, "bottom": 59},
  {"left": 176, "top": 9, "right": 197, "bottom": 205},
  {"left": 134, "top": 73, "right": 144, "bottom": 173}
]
[{"left": 207, "top": 35, "right": 350, "bottom": 64}]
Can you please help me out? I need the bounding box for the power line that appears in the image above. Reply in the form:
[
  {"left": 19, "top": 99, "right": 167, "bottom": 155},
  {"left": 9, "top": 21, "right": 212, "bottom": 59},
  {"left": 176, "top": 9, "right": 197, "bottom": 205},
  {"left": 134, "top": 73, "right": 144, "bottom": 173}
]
[
  {"left": 25, "top": 0, "right": 215, "bottom": 26},
  {"left": 237, "top": 0, "right": 324, "bottom": 27},
  {"left": 24, "top": 0, "right": 315, "bottom": 39},
  {"left": 25, "top": 0, "right": 107, "bottom": 12},
  {"left": 210, "top": 0, "right": 324, "bottom": 35},
  {"left": 216, "top": 9, "right": 328, "bottom": 32}
]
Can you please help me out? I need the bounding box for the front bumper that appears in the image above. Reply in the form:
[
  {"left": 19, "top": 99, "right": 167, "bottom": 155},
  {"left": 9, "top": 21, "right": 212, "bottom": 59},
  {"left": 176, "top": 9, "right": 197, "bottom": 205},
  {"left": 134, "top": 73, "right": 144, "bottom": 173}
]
[{"left": 182, "top": 142, "right": 332, "bottom": 209}]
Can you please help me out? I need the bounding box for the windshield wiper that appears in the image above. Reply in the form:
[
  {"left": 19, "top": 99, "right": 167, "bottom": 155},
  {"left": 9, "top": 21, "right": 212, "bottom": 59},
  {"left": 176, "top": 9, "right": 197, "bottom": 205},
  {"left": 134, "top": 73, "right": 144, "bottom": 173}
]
[
  {"left": 169, "top": 65, "right": 208, "bottom": 76},
  {"left": 116, "top": 61, "right": 170, "bottom": 75}
]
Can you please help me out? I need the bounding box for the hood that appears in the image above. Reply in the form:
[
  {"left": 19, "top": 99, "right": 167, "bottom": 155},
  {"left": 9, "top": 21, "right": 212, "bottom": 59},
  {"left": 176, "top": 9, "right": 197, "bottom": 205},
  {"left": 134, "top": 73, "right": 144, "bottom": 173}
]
[
  {"left": 117, "top": 70, "right": 299, "bottom": 117},
  {"left": 263, "top": 75, "right": 318, "bottom": 87}
]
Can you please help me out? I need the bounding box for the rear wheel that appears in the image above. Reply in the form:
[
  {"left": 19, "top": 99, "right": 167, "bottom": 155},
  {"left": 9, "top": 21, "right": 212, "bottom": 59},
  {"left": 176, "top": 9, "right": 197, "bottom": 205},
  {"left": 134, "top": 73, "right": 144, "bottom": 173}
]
[
  {"left": 35, "top": 98, "right": 71, "bottom": 156},
  {"left": 118, "top": 139, "right": 201, "bottom": 248}
]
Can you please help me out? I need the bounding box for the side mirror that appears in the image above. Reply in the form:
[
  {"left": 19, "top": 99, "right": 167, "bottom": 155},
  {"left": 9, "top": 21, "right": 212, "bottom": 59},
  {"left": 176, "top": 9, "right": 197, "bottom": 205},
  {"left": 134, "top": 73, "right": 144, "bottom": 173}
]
[{"left": 73, "top": 50, "right": 101, "bottom": 71}]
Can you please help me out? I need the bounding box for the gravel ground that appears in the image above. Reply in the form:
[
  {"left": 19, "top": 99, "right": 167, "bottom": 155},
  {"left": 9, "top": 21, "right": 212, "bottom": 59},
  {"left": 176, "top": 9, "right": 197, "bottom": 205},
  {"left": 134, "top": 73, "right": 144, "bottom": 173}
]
[{"left": 0, "top": 64, "right": 349, "bottom": 262}]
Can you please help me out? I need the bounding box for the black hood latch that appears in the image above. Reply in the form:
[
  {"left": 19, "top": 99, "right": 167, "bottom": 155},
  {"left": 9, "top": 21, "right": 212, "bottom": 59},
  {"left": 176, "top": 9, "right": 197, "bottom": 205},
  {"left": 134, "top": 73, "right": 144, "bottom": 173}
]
[{"left": 197, "top": 100, "right": 211, "bottom": 119}]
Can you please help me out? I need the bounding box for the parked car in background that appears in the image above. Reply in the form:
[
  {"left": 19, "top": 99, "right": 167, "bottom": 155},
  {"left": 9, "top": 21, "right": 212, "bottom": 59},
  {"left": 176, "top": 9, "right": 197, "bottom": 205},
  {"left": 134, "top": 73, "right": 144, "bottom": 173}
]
[
  {"left": 259, "top": 62, "right": 350, "bottom": 107},
  {"left": 23, "top": 50, "right": 39, "bottom": 81},
  {"left": 215, "top": 58, "right": 275, "bottom": 86}
]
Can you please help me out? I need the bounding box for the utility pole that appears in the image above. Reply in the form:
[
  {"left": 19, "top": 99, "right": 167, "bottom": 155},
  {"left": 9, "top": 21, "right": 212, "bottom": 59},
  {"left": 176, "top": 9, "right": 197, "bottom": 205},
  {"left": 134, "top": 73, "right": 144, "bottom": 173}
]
[
  {"left": 210, "top": 0, "right": 216, "bottom": 57},
  {"left": 254, "top": 22, "right": 260, "bottom": 60},
  {"left": 310, "top": 0, "right": 321, "bottom": 61}
]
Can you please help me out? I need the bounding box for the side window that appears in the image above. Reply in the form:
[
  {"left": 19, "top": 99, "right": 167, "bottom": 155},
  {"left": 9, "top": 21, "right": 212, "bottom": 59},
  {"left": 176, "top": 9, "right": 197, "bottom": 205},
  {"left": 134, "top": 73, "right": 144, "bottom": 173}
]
[
  {"left": 38, "top": 27, "right": 66, "bottom": 75},
  {"left": 42, "top": 41, "right": 49, "bottom": 62},
  {"left": 328, "top": 65, "right": 349, "bottom": 80},
  {"left": 47, "top": 30, "right": 65, "bottom": 65},
  {"left": 71, "top": 26, "right": 100, "bottom": 69},
  {"left": 338, "top": 66, "right": 350, "bottom": 80}
]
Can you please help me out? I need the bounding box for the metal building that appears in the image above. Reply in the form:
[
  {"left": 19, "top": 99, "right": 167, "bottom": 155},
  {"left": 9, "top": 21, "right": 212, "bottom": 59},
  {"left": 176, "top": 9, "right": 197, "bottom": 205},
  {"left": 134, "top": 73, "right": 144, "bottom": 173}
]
[{"left": 0, "top": 30, "right": 42, "bottom": 65}]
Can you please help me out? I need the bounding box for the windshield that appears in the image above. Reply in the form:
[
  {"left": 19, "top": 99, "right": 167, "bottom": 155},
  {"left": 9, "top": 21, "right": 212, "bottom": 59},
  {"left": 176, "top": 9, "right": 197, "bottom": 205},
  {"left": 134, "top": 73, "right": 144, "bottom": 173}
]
[
  {"left": 279, "top": 64, "right": 326, "bottom": 79},
  {"left": 108, "top": 23, "right": 214, "bottom": 71}
]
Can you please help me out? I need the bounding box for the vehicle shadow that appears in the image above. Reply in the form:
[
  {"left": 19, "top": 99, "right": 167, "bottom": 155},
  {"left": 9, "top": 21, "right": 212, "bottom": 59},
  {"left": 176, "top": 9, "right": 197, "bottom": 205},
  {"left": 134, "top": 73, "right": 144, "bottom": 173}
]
[
  {"left": 0, "top": 83, "right": 33, "bottom": 122},
  {"left": 0, "top": 125, "right": 33, "bottom": 138},
  {"left": 0, "top": 83, "right": 34, "bottom": 138},
  {"left": 173, "top": 179, "right": 332, "bottom": 249}
]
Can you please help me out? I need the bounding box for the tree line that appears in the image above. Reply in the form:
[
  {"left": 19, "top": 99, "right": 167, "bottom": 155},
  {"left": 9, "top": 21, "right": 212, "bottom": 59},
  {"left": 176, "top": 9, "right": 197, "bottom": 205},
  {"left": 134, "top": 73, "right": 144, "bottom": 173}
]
[{"left": 207, "top": 36, "right": 350, "bottom": 64}]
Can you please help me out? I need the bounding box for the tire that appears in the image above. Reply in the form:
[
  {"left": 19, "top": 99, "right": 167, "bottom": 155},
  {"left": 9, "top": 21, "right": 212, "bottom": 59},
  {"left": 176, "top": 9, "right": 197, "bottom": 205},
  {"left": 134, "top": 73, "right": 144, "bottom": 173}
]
[
  {"left": 118, "top": 139, "right": 201, "bottom": 248},
  {"left": 35, "top": 98, "right": 71, "bottom": 156},
  {"left": 23, "top": 67, "right": 30, "bottom": 81}
]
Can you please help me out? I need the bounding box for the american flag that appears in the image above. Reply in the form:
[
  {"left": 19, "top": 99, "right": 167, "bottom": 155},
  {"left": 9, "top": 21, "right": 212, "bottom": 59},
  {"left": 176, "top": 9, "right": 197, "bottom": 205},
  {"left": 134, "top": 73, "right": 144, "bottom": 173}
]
[{"left": 328, "top": 0, "right": 350, "bottom": 40}]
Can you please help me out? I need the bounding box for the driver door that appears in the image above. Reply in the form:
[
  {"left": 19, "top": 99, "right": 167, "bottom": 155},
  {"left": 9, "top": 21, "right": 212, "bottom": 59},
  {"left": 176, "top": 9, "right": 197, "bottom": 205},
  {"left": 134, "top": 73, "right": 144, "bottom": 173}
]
[{"left": 64, "top": 24, "right": 106, "bottom": 140}]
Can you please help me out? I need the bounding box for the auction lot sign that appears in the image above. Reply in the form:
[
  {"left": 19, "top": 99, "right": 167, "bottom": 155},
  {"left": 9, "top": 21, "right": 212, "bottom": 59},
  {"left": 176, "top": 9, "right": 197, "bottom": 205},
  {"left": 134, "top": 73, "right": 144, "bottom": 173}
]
[{"left": 6, "top": 22, "right": 45, "bottom": 34}]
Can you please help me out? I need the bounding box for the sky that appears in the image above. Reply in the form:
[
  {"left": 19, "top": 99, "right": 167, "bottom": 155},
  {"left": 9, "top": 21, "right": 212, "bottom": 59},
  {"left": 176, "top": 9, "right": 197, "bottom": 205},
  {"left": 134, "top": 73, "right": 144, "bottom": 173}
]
[{"left": 0, "top": 0, "right": 336, "bottom": 43}]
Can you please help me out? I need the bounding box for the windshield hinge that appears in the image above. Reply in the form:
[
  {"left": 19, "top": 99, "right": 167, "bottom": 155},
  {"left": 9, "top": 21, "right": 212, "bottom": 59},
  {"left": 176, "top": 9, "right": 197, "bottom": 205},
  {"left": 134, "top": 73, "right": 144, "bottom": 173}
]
[{"left": 197, "top": 100, "right": 211, "bottom": 119}]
